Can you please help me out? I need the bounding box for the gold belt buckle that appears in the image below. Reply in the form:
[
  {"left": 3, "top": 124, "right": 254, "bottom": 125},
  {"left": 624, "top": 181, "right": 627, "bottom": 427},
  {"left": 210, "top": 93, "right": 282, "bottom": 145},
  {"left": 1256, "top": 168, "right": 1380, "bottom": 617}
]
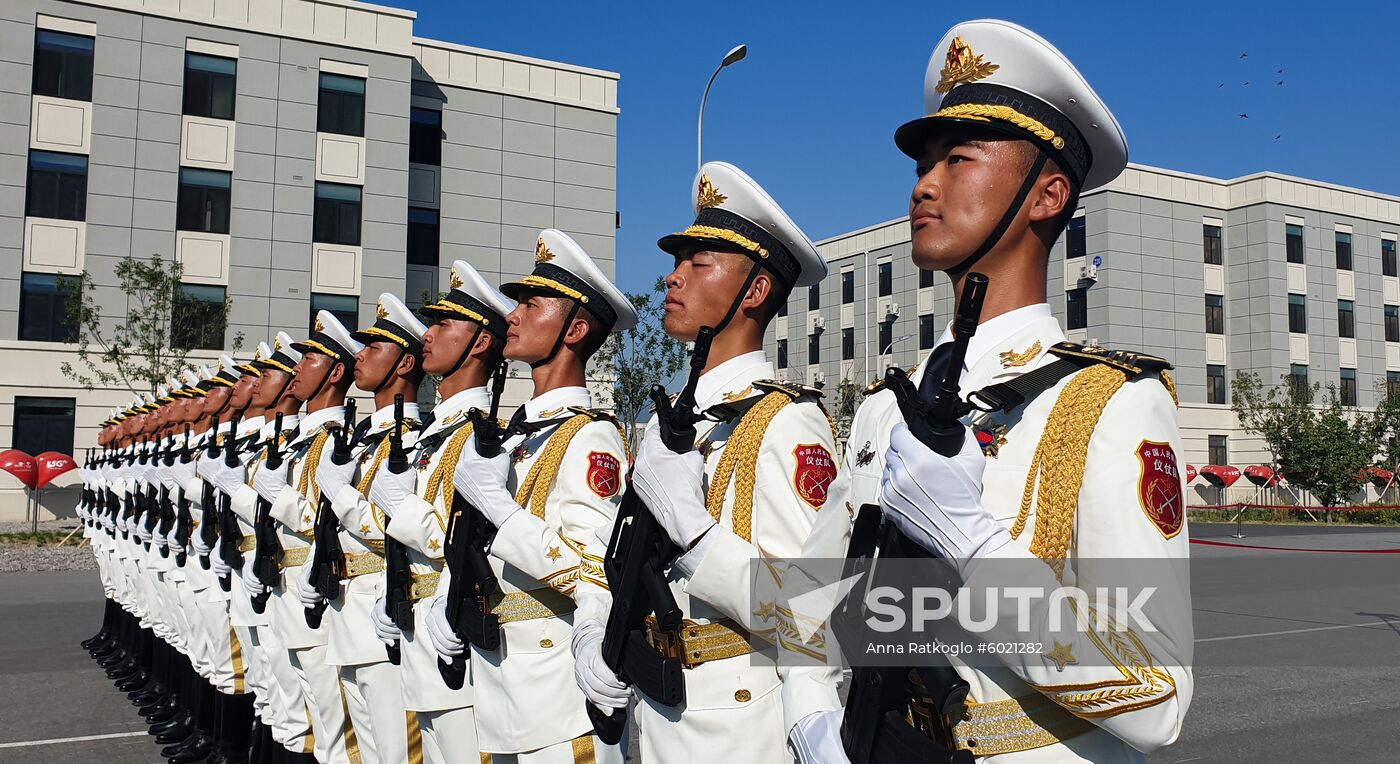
[{"left": 644, "top": 616, "right": 687, "bottom": 667}]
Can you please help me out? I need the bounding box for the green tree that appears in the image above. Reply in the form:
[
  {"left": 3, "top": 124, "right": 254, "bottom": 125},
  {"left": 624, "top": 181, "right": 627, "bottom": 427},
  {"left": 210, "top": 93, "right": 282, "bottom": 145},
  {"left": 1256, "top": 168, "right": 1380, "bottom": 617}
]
[
  {"left": 1369, "top": 380, "right": 1400, "bottom": 470},
  {"left": 1230, "top": 370, "right": 1314, "bottom": 469},
  {"left": 831, "top": 377, "right": 861, "bottom": 446},
  {"left": 60, "top": 254, "right": 242, "bottom": 394},
  {"left": 596, "top": 278, "right": 688, "bottom": 436},
  {"left": 1279, "top": 387, "right": 1375, "bottom": 507}
]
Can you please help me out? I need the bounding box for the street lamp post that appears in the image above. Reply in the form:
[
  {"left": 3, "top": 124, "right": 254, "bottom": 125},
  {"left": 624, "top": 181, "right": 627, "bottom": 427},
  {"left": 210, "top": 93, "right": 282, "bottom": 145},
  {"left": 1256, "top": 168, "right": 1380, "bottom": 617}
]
[
  {"left": 698, "top": 44, "right": 748, "bottom": 172},
  {"left": 881, "top": 334, "right": 913, "bottom": 375}
]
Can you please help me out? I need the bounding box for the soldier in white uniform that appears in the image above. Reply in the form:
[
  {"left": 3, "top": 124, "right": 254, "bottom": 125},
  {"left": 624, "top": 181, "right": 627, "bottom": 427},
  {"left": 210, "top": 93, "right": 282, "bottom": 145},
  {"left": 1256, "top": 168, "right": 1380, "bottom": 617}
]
[
  {"left": 303, "top": 293, "right": 433, "bottom": 764},
  {"left": 374, "top": 260, "right": 516, "bottom": 764},
  {"left": 421, "top": 230, "right": 637, "bottom": 764},
  {"left": 570, "top": 162, "right": 836, "bottom": 763},
  {"left": 246, "top": 314, "right": 366, "bottom": 764},
  {"left": 784, "top": 20, "right": 1194, "bottom": 763}
]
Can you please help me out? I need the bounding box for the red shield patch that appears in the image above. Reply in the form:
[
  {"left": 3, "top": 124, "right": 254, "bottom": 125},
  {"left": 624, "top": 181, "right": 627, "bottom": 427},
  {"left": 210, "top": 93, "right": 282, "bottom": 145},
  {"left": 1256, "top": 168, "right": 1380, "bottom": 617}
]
[
  {"left": 1136, "top": 440, "right": 1184, "bottom": 539},
  {"left": 586, "top": 451, "right": 621, "bottom": 499},
  {"left": 793, "top": 444, "right": 837, "bottom": 509}
]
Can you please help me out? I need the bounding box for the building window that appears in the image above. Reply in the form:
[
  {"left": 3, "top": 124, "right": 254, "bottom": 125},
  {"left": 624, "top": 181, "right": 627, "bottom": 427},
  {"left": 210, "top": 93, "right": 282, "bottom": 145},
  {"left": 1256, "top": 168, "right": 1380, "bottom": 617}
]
[
  {"left": 1289, "top": 364, "right": 1309, "bottom": 395},
  {"left": 1208, "top": 434, "right": 1228, "bottom": 466},
  {"left": 1384, "top": 239, "right": 1397, "bottom": 277},
  {"left": 842, "top": 327, "right": 854, "bottom": 361},
  {"left": 1388, "top": 371, "right": 1400, "bottom": 399},
  {"left": 878, "top": 321, "right": 893, "bottom": 355},
  {"left": 841, "top": 270, "right": 854, "bottom": 304},
  {"left": 311, "top": 293, "right": 358, "bottom": 334},
  {"left": 12, "top": 396, "right": 75, "bottom": 457},
  {"left": 1066, "top": 287, "right": 1087, "bottom": 330},
  {"left": 318, "top": 73, "right": 365, "bottom": 137},
  {"left": 1287, "top": 293, "right": 1306, "bottom": 333},
  {"left": 808, "top": 284, "right": 820, "bottom": 311},
  {"left": 776, "top": 339, "right": 787, "bottom": 369},
  {"left": 1337, "top": 300, "right": 1355, "bottom": 339},
  {"left": 1207, "top": 364, "right": 1226, "bottom": 404},
  {"left": 313, "top": 182, "right": 361, "bottom": 246},
  {"left": 878, "top": 262, "right": 892, "bottom": 297},
  {"left": 1205, "top": 294, "right": 1224, "bottom": 334},
  {"left": 1286, "top": 223, "right": 1304, "bottom": 264},
  {"left": 176, "top": 168, "right": 232, "bottom": 234},
  {"left": 1335, "top": 231, "right": 1353, "bottom": 271},
  {"left": 182, "top": 52, "right": 237, "bottom": 121},
  {"left": 171, "top": 284, "right": 227, "bottom": 350},
  {"left": 408, "top": 107, "right": 442, "bottom": 166},
  {"left": 406, "top": 207, "right": 439, "bottom": 266},
  {"left": 1341, "top": 368, "right": 1358, "bottom": 406},
  {"left": 1388, "top": 306, "right": 1400, "bottom": 343},
  {"left": 19, "top": 272, "right": 79, "bottom": 343},
  {"left": 807, "top": 333, "right": 820, "bottom": 364},
  {"left": 32, "top": 30, "right": 93, "bottom": 102},
  {"left": 1066, "top": 216, "right": 1086, "bottom": 259},
  {"left": 919, "top": 268, "right": 935, "bottom": 289},
  {"left": 1203, "top": 223, "right": 1223, "bottom": 265},
  {"left": 919, "top": 314, "right": 937, "bottom": 350},
  {"left": 26, "top": 150, "right": 87, "bottom": 220}
]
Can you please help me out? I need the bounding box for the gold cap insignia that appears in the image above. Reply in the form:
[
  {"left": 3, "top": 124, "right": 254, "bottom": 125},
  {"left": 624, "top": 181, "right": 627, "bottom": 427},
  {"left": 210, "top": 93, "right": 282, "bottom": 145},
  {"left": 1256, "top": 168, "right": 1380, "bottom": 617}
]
[
  {"left": 315, "top": 315, "right": 325, "bottom": 333},
  {"left": 696, "top": 174, "right": 727, "bottom": 211},
  {"left": 376, "top": 302, "right": 389, "bottom": 320},
  {"left": 450, "top": 268, "right": 464, "bottom": 289},
  {"left": 535, "top": 238, "right": 555, "bottom": 264},
  {"left": 273, "top": 338, "right": 283, "bottom": 350},
  {"left": 936, "top": 35, "right": 999, "bottom": 94},
  {"left": 216, "top": 359, "right": 224, "bottom": 371}
]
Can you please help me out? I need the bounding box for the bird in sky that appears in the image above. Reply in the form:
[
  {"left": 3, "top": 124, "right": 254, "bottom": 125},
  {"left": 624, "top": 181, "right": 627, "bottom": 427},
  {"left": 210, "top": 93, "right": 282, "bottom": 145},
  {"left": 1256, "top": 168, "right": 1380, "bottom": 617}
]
[
  {"left": 1240, "top": 52, "right": 1248, "bottom": 59},
  {"left": 1240, "top": 113, "right": 1250, "bottom": 119}
]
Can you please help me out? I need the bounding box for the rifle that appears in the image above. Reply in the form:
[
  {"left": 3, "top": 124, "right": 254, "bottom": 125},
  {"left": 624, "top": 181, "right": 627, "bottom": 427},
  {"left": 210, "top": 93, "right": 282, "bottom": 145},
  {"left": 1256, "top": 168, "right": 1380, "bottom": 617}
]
[
  {"left": 174, "top": 426, "right": 193, "bottom": 567},
  {"left": 198, "top": 422, "right": 222, "bottom": 570},
  {"left": 437, "top": 362, "right": 510, "bottom": 689},
  {"left": 836, "top": 273, "right": 988, "bottom": 764},
  {"left": 216, "top": 415, "right": 243, "bottom": 592},
  {"left": 382, "top": 394, "right": 413, "bottom": 665},
  {"left": 306, "top": 400, "right": 356, "bottom": 628},
  {"left": 157, "top": 438, "right": 175, "bottom": 559},
  {"left": 587, "top": 326, "right": 716, "bottom": 743},
  {"left": 250, "top": 412, "right": 286, "bottom": 614}
]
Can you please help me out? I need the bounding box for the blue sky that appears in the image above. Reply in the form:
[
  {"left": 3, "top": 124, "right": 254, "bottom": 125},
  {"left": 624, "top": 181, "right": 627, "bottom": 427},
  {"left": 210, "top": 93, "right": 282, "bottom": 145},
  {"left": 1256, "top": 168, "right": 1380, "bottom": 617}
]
[{"left": 405, "top": 0, "right": 1400, "bottom": 295}]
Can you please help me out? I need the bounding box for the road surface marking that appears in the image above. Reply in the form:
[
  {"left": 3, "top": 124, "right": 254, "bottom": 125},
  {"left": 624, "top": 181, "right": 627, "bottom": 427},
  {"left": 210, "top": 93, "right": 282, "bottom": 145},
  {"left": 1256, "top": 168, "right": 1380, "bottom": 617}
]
[
  {"left": 0, "top": 731, "right": 145, "bottom": 749},
  {"left": 1198, "top": 619, "right": 1398, "bottom": 643}
]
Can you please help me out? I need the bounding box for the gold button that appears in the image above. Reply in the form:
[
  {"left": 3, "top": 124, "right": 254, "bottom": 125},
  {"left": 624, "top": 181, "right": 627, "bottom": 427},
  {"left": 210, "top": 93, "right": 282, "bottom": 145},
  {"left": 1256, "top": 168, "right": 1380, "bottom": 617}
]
[
  {"left": 734, "top": 689, "right": 751, "bottom": 703},
  {"left": 539, "top": 639, "right": 553, "bottom": 649}
]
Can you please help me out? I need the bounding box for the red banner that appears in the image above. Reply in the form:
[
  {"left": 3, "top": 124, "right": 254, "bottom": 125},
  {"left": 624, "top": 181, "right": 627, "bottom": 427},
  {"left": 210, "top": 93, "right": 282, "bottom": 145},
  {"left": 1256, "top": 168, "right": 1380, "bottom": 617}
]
[
  {"left": 1199, "top": 464, "right": 1241, "bottom": 487},
  {"left": 1243, "top": 465, "right": 1276, "bottom": 486},
  {"left": 1186, "top": 464, "right": 1197, "bottom": 483},
  {"left": 35, "top": 451, "right": 76, "bottom": 489},
  {"left": 0, "top": 449, "right": 37, "bottom": 489}
]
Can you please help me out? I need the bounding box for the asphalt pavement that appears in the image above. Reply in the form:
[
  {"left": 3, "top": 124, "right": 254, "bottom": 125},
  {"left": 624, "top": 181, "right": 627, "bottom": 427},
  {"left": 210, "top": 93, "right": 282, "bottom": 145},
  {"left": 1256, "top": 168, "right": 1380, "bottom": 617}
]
[{"left": 3, "top": 522, "right": 1399, "bottom": 763}]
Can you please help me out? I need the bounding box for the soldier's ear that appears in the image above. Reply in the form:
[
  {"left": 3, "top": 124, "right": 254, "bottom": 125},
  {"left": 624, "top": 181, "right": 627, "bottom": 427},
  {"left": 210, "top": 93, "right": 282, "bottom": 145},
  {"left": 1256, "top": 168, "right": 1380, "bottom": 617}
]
[{"left": 396, "top": 351, "right": 420, "bottom": 378}]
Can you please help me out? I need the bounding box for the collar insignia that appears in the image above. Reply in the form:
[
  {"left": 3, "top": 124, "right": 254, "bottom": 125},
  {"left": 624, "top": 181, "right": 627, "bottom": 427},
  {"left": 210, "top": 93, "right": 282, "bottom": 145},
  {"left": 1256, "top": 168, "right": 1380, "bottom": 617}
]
[
  {"left": 538, "top": 406, "right": 565, "bottom": 418},
  {"left": 450, "top": 268, "right": 464, "bottom": 289},
  {"left": 936, "top": 35, "right": 999, "bottom": 94},
  {"left": 722, "top": 386, "right": 754, "bottom": 403},
  {"left": 999, "top": 341, "right": 1042, "bottom": 368},
  {"left": 376, "top": 302, "right": 389, "bottom": 320},
  {"left": 855, "top": 441, "right": 875, "bottom": 467},
  {"left": 535, "top": 238, "right": 555, "bottom": 264},
  {"left": 696, "top": 174, "right": 727, "bottom": 211}
]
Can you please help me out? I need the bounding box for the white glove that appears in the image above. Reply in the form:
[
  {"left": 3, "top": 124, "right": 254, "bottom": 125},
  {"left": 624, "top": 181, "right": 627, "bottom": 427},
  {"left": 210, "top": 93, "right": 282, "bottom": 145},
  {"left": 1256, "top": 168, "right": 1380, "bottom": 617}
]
[
  {"left": 241, "top": 556, "right": 269, "bottom": 598},
  {"left": 316, "top": 446, "right": 359, "bottom": 503},
  {"left": 372, "top": 597, "right": 401, "bottom": 645},
  {"left": 295, "top": 564, "right": 324, "bottom": 609},
  {"left": 116, "top": 515, "right": 128, "bottom": 534},
  {"left": 201, "top": 454, "right": 246, "bottom": 498},
  {"left": 424, "top": 595, "right": 465, "bottom": 659},
  {"left": 143, "top": 462, "right": 162, "bottom": 490},
  {"left": 251, "top": 461, "right": 290, "bottom": 504},
  {"left": 572, "top": 619, "right": 629, "bottom": 713},
  {"left": 789, "top": 709, "right": 850, "bottom": 764},
  {"left": 879, "top": 423, "right": 1010, "bottom": 578},
  {"left": 369, "top": 466, "right": 418, "bottom": 520},
  {"left": 136, "top": 518, "right": 153, "bottom": 543},
  {"left": 631, "top": 426, "right": 714, "bottom": 549},
  {"left": 153, "top": 526, "right": 168, "bottom": 548},
  {"left": 451, "top": 435, "right": 518, "bottom": 527},
  {"left": 210, "top": 542, "right": 231, "bottom": 578},
  {"left": 191, "top": 526, "right": 212, "bottom": 557},
  {"left": 166, "top": 525, "right": 181, "bottom": 552},
  {"left": 165, "top": 458, "right": 197, "bottom": 495}
]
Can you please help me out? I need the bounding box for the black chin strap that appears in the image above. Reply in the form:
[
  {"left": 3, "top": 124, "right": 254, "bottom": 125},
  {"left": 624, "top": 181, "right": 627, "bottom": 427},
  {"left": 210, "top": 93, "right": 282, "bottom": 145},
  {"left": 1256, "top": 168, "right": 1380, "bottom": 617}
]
[
  {"left": 709, "top": 262, "right": 764, "bottom": 339},
  {"left": 370, "top": 349, "right": 408, "bottom": 394},
  {"left": 303, "top": 359, "right": 345, "bottom": 405},
  {"left": 269, "top": 371, "right": 296, "bottom": 411},
  {"left": 948, "top": 151, "right": 1049, "bottom": 275},
  {"left": 443, "top": 325, "right": 485, "bottom": 381},
  {"left": 530, "top": 301, "right": 584, "bottom": 369}
]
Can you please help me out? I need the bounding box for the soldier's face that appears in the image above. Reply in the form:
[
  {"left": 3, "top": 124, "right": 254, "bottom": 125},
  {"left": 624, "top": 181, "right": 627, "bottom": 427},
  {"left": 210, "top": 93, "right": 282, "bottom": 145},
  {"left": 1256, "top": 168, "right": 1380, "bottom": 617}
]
[
  {"left": 230, "top": 374, "right": 257, "bottom": 409},
  {"left": 504, "top": 292, "right": 578, "bottom": 364},
  {"left": 354, "top": 341, "right": 402, "bottom": 390},
  {"left": 251, "top": 369, "right": 291, "bottom": 409},
  {"left": 663, "top": 248, "right": 755, "bottom": 341},
  {"left": 909, "top": 128, "right": 1032, "bottom": 273},
  {"left": 421, "top": 318, "right": 475, "bottom": 375},
  {"left": 290, "top": 354, "right": 337, "bottom": 401},
  {"left": 203, "top": 385, "right": 231, "bottom": 417}
]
